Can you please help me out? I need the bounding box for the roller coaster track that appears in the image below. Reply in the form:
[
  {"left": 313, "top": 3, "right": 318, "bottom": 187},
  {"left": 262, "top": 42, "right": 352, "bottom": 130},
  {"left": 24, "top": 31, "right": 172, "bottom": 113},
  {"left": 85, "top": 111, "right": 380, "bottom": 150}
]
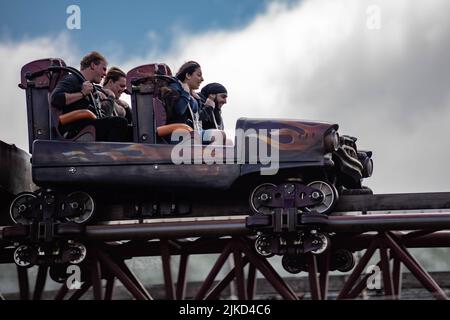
[
  {"left": 1, "top": 191, "right": 450, "bottom": 300},
  {"left": 1, "top": 138, "right": 450, "bottom": 300}
]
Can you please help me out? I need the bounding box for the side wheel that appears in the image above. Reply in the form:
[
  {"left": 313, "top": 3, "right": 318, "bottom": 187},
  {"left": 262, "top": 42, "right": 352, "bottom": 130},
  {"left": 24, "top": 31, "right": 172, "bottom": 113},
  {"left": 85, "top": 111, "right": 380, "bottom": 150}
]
[
  {"left": 310, "top": 233, "right": 330, "bottom": 255},
  {"left": 330, "top": 249, "right": 355, "bottom": 272},
  {"left": 305, "top": 181, "right": 339, "bottom": 215},
  {"left": 282, "top": 254, "right": 308, "bottom": 274},
  {"left": 9, "top": 192, "right": 38, "bottom": 225},
  {"left": 67, "top": 242, "right": 87, "bottom": 264},
  {"left": 49, "top": 264, "right": 70, "bottom": 283},
  {"left": 63, "top": 192, "right": 95, "bottom": 224},
  {"left": 13, "top": 245, "right": 36, "bottom": 268},
  {"left": 249, "top": 183, "right": 276, "bottom": 214},
  {"left": 254, "top": 235, "right": 275, "bottom": 257}
]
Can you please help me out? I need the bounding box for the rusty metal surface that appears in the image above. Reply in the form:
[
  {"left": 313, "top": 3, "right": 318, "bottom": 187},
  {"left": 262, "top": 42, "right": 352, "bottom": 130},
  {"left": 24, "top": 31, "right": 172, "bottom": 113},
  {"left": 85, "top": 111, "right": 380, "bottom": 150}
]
[
  {"left": 89, "top": 191, "right": 450, "bottom": 222},
  {"left": 82, "top": 218, "right": 248, "bottom": 240},
  {"left": 2, "top": 231, "right": 450, "bottom": 300},
  {"left": 37, "top": 212, "right": 450, "bottom": 241},
  {"left": 2, "top": 231, "right": 450, "bottom": 263},
  {"left": 31, "top": 140, "right": 241, "bottom": 188},
  {"left": 33, "top": 162, "right": 241, "bottom": 189},
  {"left": 236, "top": 118, "right": 337, "bottom": 162},
  {"left": 31, "top": 118, "right": 333, "bottom": 165},
  {"left": 32, "top": 118, "right": 335, "bottom": 165},
  {"left": 33, "top": 140, "right": 182, "bottom": 165},
  {"left": 305, "top": 212, "right": 450, "bottom": 233},
  {"left": 335, "top": 192, "right": 450, "bottom": 212},
  {"left": 0, "top": 141, "right": 35, "bottom": 196}
]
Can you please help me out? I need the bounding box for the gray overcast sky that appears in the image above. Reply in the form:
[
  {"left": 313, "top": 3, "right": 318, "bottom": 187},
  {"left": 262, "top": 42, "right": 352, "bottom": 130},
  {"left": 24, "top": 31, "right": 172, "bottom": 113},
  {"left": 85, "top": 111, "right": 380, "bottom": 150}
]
[{"left": 1, "top": 0, "right": 450, "bottom": 194}]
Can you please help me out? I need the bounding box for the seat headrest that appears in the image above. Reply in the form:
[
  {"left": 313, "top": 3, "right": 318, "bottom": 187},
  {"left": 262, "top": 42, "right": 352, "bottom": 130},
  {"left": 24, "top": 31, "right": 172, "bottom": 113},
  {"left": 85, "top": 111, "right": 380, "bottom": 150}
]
[
  {"left": 19, "top": 58, "right": 66, "bottom": 89},
  {"left": 126, "top": 63, "right": 172, "bottom": 94}
]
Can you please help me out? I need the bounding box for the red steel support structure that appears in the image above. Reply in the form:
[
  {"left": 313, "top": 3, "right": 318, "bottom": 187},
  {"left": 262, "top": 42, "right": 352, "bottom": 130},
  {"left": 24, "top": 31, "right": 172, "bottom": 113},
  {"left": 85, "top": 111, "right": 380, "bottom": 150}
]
[{"left": 2, "top": 209, "right": 450, "bottom": 300}]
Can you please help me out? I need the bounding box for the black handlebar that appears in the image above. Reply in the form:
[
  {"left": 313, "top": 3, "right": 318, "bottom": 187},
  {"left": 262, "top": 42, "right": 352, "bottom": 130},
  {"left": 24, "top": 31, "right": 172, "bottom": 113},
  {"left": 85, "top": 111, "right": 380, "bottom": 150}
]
[
  {"left": 25, "top": 66, "right": 85, "bottom": 82},
  {"left": 26, "top": 65, "right": 105, "bottom": 119}
]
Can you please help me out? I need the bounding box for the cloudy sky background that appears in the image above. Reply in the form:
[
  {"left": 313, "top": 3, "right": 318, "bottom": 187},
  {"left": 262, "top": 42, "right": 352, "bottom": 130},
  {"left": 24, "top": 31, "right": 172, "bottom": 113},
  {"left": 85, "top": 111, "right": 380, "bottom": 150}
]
[{"left": 1, "top": 0, "right": 450, "bottom": 194}]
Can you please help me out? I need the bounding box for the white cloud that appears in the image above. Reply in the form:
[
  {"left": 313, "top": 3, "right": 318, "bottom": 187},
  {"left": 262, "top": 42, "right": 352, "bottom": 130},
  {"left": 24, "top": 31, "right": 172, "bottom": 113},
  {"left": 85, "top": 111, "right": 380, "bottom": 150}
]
[
  {"left": 0, "top": 33, "right": 79, "bottom": 151},
  {"left": 1, "top": 0, "right": 450, "bottom": 193}
]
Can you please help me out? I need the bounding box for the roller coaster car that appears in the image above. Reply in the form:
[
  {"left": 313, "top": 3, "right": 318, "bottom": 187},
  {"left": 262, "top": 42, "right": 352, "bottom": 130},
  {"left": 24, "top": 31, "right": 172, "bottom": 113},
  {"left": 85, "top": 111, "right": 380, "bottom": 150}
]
[{"left": 10, "top": 58, "right": 373, "bottom": 226}]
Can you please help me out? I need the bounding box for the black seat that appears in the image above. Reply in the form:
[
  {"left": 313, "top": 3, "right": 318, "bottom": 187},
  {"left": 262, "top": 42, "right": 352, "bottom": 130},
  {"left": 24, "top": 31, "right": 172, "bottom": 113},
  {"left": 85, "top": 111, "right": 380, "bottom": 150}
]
[
  {"left": 126, "top": 63, "right": 192, "bottom": 144},
  {"left": 19, "top": 58, "right": 97, "bottom": 153},
  {"left": 153, "top": 96, "right": 192, "bottom": 143},
  {"left": 47, "top": 60, "right": 97, "bottom": 141}
]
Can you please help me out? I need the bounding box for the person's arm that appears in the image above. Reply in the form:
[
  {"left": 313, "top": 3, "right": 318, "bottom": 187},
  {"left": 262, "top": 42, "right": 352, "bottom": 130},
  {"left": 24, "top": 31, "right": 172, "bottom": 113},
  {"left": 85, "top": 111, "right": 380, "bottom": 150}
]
[
  {"left": 117, "top": 100, "right": 133, "bottom": 124},
  {"left": 169, "top": 82, "right": 191, "bottom": 116},
  {"left": 98, "top": 88, "right": 115, "bottom": 117},
  {"left": 51, "top": 77, "right": 93, "bottom": 108},
  {"left": 199, "top": 103, "right": 215, "bottom": 130},
  {"left": 67, "top": 81, "right": 93, "bottom": 104},
  {"left": 51, "top": 76, "right": 76, "bottom": 108},
  {"left": 204, "top": 94, "right": 216, "bottom": 109},
  {"left": 63, "top": 92, "right": 85, "bottom": 106},
  {"left": 125, "top": 106, "right": 133, "bottom": 124},
  {"left": 100, "top": 97, "right": 115, "bottom": 117}
]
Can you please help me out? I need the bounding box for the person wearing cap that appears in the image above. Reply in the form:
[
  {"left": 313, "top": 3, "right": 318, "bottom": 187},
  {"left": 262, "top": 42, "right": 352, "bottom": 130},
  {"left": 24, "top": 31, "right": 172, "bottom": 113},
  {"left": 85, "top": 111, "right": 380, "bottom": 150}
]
[{"left": 199, "top": 83, "right": 228, "bottom": 130}]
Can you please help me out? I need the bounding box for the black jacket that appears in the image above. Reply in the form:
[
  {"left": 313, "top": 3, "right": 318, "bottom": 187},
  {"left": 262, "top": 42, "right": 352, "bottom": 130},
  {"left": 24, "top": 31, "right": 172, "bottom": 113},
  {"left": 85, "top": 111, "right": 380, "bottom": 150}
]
[
  {"left": 51, "top": 74, "right": 90, "bottom": 113},
  {"left": 198, "top": 92, "right": 224, "bottom": 130}
]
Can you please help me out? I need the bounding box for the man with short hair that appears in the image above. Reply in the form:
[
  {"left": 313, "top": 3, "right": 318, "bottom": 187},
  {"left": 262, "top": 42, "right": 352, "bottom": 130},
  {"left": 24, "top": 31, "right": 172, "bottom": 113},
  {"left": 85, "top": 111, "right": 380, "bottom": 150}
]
[
  {"left": 51, "top": 51, "right": 128, "bottom": 142},
  {"left": 199, "top": 82, "right": 228, "bottom": 130}
]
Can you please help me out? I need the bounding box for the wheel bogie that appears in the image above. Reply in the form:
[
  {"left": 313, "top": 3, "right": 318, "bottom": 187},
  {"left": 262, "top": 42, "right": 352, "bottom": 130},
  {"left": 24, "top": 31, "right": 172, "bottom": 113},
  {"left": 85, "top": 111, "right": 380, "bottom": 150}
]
[
  {"left": 249, "top": 179, "right": 339, "bottom": 216},
  {"left": 249, "top": 183, "right": 277, "bottom": 215},
  {"left": 13, "top": 245, "right": 35, "bottom": 268},
  {"left": 282, "top": 254, "right": 308, "bottom": 274},
  {"left": 305, "top": 181, "right": 339, "bottom": 215},
  {"left": 9, "top": 192, "right": 38, "bottom": 225},
  {"left": 254, "top": 235, "right": 275, "bottom": 257},
  {"left": 330, "top": 249, "right": 356, "bottom": 272},
  {"left": 62, "top": 192, "right": 95, "bottom": 224},
  {"left": 9, "top": 190, "right": 96, "bottom": 225}
]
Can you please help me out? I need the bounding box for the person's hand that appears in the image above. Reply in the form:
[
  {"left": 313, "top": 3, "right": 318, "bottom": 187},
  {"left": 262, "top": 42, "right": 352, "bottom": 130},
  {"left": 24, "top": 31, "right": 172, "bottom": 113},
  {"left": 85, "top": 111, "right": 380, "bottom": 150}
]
[
  {"left": 81, "top": 81, "right": 93, "bottom": 96},
  {"left": 181, "top": 82, "right": 190, "bottom": 93},
  {"left": 205, "top": 98, "right": 215, "bottom": 108},
  {"left": 116, "top": 99, "right": 129, "bottom": 108},
  {"left": 205, "top": 94, "right": 216, "bottom": 108}
]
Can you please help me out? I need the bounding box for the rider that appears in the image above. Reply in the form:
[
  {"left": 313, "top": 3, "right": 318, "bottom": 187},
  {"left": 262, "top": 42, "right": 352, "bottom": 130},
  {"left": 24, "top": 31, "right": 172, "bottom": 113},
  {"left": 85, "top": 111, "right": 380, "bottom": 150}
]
[
  {"left": 166, "top": 61, "right": 206, "bottom": 131},
  {"left": 199, "top": 82, "right": 228, "bottom": 130},
  {"left": 50, "top": 51, "right": 128, "bottom": 142},
  {"left": 102, "top": 67, "right": 132, "bottom": 124}
]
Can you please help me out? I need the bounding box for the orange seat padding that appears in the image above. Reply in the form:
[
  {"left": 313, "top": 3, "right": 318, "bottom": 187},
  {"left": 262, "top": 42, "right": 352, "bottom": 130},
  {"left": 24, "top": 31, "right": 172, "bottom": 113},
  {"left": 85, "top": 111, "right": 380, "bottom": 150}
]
[
  {"left": 59, "top": 109, "right": 97, "bottom": 126},
  {"left": 157, "top": 123, "right": 193, "bottom": 137}
]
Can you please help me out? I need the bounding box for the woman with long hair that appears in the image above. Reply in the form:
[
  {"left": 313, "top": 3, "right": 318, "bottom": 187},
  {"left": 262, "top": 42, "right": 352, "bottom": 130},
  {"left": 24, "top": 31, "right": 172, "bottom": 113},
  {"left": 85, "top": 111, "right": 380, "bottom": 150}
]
[{"left": 168, "top": 61, "right": 205, "bottom": 130}]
